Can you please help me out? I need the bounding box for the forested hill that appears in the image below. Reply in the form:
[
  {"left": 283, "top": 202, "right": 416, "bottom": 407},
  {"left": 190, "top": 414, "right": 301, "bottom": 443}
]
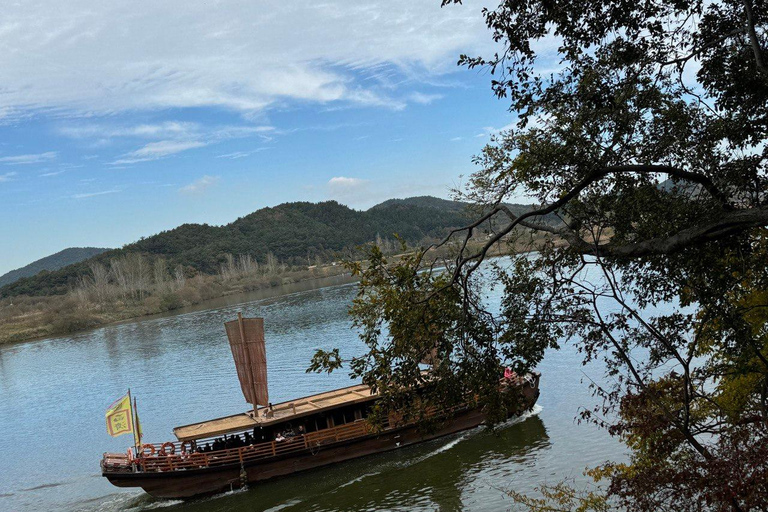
[
  {"left": 0, "top": 199, "right": 476, "bottom": 298},
  {"left": 0, "top": 247, "right": 110, "bottom": 288},
  {"left": 372, "top": 196, "right": 555, "bottom": 220}
]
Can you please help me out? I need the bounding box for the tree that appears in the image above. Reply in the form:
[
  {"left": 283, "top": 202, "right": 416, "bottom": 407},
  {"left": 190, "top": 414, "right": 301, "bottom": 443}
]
[{"left": 312, "top": 1, "right": 767, "bottom": 510}]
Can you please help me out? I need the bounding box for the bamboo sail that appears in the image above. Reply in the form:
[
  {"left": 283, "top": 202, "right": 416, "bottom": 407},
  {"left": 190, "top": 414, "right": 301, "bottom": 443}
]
[{"left": 225, "top": 314, "right": 269, "bottom": 409}]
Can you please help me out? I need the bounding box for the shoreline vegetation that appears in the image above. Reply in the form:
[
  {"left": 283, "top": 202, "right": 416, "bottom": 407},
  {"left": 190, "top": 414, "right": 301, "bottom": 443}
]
[
  {"left": 0, "top": 197, "right": 564, "bottom": 346},
  {"left": 0, "top": 232, "right": 549, "bottom": 346},
  {"left": 0, "top": 256, "right": 351, "bottom": 346}
]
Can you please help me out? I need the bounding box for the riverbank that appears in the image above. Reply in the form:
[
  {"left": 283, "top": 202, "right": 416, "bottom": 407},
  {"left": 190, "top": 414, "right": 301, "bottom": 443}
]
[
  {"left": 0, "top": 264, "right": 352, "bottom": 346},
  {"left": 0, "top": 232, "right": 555, "bottom": 346}
]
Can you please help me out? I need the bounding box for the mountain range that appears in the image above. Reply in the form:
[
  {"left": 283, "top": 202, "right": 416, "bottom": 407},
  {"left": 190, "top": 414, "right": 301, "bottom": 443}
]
[
  {"left": 0, "top": 247, "right": 110, "bottom": 288},
  {"left": 0, "top": 196, "right": 545, "bottom": 298}
]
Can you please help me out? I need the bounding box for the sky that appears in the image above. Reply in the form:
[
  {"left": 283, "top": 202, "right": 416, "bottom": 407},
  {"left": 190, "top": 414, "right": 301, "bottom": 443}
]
[{"left": 0, "top": 0, "right": 520, "bottom": 275}]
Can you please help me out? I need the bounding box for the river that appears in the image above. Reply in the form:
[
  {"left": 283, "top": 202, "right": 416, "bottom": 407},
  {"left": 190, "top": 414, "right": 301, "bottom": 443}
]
[{"left": 0, "top": 263, "right": 625, "bottom": 512}]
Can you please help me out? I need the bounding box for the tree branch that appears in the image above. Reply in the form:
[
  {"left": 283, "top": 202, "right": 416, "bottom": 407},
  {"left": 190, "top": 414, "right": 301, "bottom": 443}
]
[{"left": 742, "top": 0, "right": 768, "bottom": 75}]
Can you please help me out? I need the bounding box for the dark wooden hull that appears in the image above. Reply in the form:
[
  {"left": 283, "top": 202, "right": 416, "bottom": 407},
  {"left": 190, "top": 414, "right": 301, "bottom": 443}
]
[{"left": 105, "top": 384, "right": 539, "bottom": 500}]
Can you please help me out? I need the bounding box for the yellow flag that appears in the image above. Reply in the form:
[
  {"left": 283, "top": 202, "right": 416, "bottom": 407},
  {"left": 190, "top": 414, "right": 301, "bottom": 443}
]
[{"left": 106, "top": 394, "right": 134, "bottom": 437}]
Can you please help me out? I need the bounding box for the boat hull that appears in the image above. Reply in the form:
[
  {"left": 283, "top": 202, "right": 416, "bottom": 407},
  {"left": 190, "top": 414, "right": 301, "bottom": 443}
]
[{"left": 105, "top": 385, "right": 540, "bottom": 499}]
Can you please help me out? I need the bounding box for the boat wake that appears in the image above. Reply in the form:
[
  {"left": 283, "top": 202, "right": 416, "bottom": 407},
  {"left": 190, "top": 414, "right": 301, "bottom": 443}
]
[
  {"left": 336, "top": 471, "right": 382, "bottom": 489},
  {"left": 262, "top": 498, "right": 306, "bottom": 512},
  {"left": 130, "top": 498, "right": 185, "bottom": 510},
  {"left": 78, "top": 491, "right": 148, "bottom": 512},
  {"left": 398, "top": 404, "right": 544, "bottom": 470},
  {"left": 505, "top": 404, "right": 543, "bottom": 426}
]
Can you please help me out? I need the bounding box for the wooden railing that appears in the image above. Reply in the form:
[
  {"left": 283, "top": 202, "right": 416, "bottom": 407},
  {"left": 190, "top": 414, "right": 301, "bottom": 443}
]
[
  {"left": 103, "top": 402, "right": 474, "bottom": 474},
  {"left": 103, "top": 419, "right": 375, "bottom": 474}
]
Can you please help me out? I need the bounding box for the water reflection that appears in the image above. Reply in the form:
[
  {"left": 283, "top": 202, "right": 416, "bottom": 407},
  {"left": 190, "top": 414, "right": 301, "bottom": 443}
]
[{"left": 152, "top": 414, "right": 550, "bottom": 512}]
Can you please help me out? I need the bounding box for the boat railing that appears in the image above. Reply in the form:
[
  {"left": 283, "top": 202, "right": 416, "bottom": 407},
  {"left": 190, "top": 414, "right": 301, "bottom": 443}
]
[
  {"left": 102, "top": 403, "right": 470, "bottom": 474},
  {"left": 102, "top": 419, "right": 377, "bottom": 473}
]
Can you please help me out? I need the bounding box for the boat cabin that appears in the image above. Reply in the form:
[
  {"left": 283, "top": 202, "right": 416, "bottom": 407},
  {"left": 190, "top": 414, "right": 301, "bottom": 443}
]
[{"left": 172, "top": 382, "right": 380, "bottom": 448}]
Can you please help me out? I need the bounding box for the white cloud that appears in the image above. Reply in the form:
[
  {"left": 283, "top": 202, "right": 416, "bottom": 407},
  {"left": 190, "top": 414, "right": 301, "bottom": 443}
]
[
  {"left": 71, "top": 189, "right": 119, "bottom": 199},
  {"left": 216, "top": 148, "right": 270, "bottom": 159},
  {"left": 408, "top": 92, "right": 444, "bottom": 105},
  {"left": 0, "top": 171, "right": 18, "bottom": 182},
  {"left": 40, "top": 170, "right": 65, "bottom": 177},
  {"left": 62, "top": 122, "right": 274, "bottom": 164},
  {"left": 59, "top": 121, "right": 201, "bottom": 140},
  {"left": 180, "top": 175, "right": 220, "bottom": 195},
  {"left": 0, "top": 1, "right": 495, "bottom": 119},
  {"left": 474, "top": 122, "right": 516, "bottom": 139},
  {"left": 327, "top": 176, "right": 369, "bottom": 200},
  {"left": 0, "top": 151, "right": 57, "bottom": 165},
  {"left": 62, "top": 122, "right": 273, "bottom": 144},
  {"left": 112, "top": 140, "right": 206, "bottom": 164},
  {"left": 329, "top": 176, "right": 366, "bottom": 188}
]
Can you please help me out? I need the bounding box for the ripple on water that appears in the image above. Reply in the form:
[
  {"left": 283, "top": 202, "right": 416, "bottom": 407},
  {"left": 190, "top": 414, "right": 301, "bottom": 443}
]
[{"left": 0, "top": 264, "right": 627, "bottom": 512}]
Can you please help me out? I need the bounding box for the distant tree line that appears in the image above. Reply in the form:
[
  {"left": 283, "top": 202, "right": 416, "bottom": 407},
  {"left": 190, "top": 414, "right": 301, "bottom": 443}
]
[{"left": 1, "top": 199, "right": 492, "bottom": 298}]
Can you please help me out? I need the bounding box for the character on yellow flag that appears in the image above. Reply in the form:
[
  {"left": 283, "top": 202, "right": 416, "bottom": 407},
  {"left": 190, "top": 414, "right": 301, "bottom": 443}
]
[{"left": 106, "top": 394, "right": 134, "bottom": 437}]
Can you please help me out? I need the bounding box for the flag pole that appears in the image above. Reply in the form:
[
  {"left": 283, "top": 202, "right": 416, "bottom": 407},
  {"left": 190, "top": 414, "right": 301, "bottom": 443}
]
[
  {"left": 133, "top": 394, "right": 141, "bottom": 452},
  {"left": 127, "top": 388, "right": 137, "bottom": 456}
]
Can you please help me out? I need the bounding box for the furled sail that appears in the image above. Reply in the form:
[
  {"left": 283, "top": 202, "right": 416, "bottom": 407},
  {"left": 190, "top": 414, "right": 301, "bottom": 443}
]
[{"left": 224, "top": 314, "right": 269, "bottom": 407}]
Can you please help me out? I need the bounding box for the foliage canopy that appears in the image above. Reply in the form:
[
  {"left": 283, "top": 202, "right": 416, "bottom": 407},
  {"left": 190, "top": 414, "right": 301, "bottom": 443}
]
[{"left": 313, "top": 1, "right": 767, "bottom": 510}]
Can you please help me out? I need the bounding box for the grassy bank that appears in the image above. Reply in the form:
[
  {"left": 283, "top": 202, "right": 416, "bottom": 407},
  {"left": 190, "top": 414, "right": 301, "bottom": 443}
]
[
  {"left": 0, "top": 263, "right": 349, "bottom": 345},
  {"left": 0, "top": 231, "right": 555, "bottom": 346}
]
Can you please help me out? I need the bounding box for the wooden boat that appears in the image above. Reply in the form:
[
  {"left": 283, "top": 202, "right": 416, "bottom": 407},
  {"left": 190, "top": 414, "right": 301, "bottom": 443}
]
[{"left": 101, "top": 315, "right": 541, "bottom": 499}]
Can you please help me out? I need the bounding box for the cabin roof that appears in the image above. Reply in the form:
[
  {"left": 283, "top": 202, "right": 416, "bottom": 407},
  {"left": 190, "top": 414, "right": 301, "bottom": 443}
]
[{"left": 173, "top": 382, "right": 377, "bottom": 441}]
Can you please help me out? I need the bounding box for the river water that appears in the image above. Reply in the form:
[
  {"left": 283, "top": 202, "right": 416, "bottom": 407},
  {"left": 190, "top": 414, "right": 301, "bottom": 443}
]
[{"left": 0, "top": 266, "right": 625, "bottom": 512}]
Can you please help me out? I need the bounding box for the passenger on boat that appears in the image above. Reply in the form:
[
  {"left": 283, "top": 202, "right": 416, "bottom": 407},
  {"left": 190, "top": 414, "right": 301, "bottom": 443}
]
[
  {"left": 275, "top": 433, "right": 286, "bottom": 442},
  {"left": 297, "top": 425, "right": 305, "bottom": 436},
  {"left": 503, "top": 367, "right": 519, "bottom": 384},
  {"left": 254, "top": 426, "right": 267, "bottom": 442}
]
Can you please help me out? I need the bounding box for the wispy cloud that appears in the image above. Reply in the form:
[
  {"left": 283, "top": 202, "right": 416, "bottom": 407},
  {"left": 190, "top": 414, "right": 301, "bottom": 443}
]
[
  {"left": 216, "top": 148, "right": 270, "bottom": 159},
  {"left": 59, "top": 121, "right": 200, "bottom": 140},
  {"left": 0, "top": 151, "right": 56, "bottom": 165},
  {"left": 40, "top": 170, "right": 66, "bottom": 177},
  {"left": 475, "top": 123, "right": 516, "bottom": 139},
  {"left": 59, "top": 122, "right": 274, "bottom": 143},
  {"left": 83, "top": 123, "right": 276, "bottom": 165},
  {"left": 0, "top": 171, "right": 18, "bottom": 182},
  {"left": 0, "top": 2, "right": 496, "bottom": 119},
  {"left": 71, "top": 189, "right": 120, "bottom": 199},
  {"left": 112, "top": 140, "right": 206, "bottom": 165},
  {"left": 180, "top": 175, "right": 220, "bottom": 195}
]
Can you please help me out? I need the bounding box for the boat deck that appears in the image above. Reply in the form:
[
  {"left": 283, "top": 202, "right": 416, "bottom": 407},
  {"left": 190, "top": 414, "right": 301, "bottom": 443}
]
[{"left": 173, "top": 382, "right": 377, "bottom": 441}]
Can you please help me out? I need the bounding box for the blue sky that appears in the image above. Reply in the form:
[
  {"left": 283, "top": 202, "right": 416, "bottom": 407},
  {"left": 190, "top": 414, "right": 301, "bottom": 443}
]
[{"left": 0, "top": 0, "right": 519, "bottom": 275}]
